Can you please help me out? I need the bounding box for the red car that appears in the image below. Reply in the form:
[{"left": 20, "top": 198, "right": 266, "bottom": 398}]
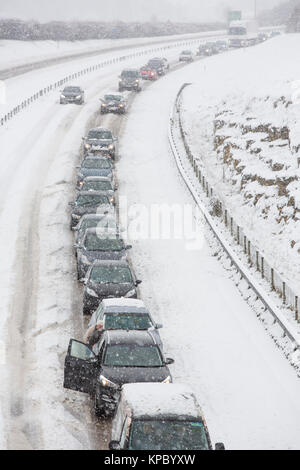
[{"left": 140, "top": 66, "right": 158, "bottom": 81}]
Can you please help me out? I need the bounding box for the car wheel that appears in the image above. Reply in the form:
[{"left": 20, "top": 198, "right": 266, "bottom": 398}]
[
  {"left": 94, "top": 395, "right": 105, "bottom": 417},
  {"left": 83, "top": 305, "right": 91, "bottom": 316}
]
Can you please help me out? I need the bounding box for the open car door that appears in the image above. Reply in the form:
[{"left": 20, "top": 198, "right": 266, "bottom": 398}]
[{"left": 64, "top": 339, "right": 98, "bottom": 394}]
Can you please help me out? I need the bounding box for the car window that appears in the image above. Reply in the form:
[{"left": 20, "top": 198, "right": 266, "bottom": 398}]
[
  {"left": 105, "top": 95, "right": 122, "bottom": 101},
  {"left": 103, "top": 344, "right": 163, "bottom": 367},
  {"left": 120, "top": 416, "right": 130, "bottom": 448},
  {"left": 70, "top": 340, "right": 95, "bottom": 360},
  {"left": 88, "top": 130, "right": 112, "bottom": 140},
  {"left": 76, "top": 195, "right": 110, "bottom": 206},
  {"left": 82, "top": 180, "right": 112, "bottom": 191},
  {"left": 84, "top": 234, "right": 124, "bottom": 252},
  {"left": 104, "top": 313, "right": 153, "bottom": 330},
  {"left": 129, "top": 420, "right": 210, "bottom": 450},
  {"left": 90, "top": 265, "right": 133, "bottom": 284}
]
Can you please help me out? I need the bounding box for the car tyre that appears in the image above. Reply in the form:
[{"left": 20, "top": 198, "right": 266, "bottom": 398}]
[
  {"left": 94, "top": 395, "right": 105, "bottom": 417},
  {"left": 83, "top": 304, "right": 91, "bottom": 316}
]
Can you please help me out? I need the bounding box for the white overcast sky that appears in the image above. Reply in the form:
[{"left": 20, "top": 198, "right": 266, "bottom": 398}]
[{"left": 0, "top": 0, "right": 284, "bottom": 22}]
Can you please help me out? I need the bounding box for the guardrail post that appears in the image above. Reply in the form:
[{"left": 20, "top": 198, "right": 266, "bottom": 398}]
[
  {"left": 283, "top": 282, "right": 286, "bottom": 304},
  {"left": 295, "top": 296, "right": 299, "bottom": 322}
]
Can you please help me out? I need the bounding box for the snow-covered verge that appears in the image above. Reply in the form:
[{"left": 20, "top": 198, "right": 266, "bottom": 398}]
[
  {"left": 170, "top": 84, "right": 300, "bottom": 372},
  {"left": 0, "top": 30, "right": 226, "bottom": 72},
  {"left": 181, "top": 34, "right": 300, "bottom": 295}
]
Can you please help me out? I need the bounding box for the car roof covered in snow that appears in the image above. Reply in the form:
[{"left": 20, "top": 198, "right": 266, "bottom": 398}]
[
  {"left": 122, "top": 383, "right": 203, "bottom": 420},
  {"left": 105, "top": 329, "right": 155, "bottom": 346}
]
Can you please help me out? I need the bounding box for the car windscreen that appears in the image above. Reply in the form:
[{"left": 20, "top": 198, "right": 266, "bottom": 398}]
[
  {"left": 79, "top": 218, "right": 102, "bottom": 232},
  {"left": 64, "top": 87, "right": 81, "bottom": 92},
  {"left": 103, "top": 344, "right": 163, "bottom": 367},
  {"left": 104, "top": 313, "right": 152, "bottom": 330},
  {"left": 148, "top": 60, "right": 162, "bottom": 67},
  {"left": 90, "top": 265, "right": 132, "bottom": 284},
  {"left": 84, "top": 234, "right": 124, "bottom": 252},
  {"left": 82, "top": 159, "right": 111, "bottom": 169},
  {"left": 181, "top": 51, "right": 191, "bottom": 54},
  {"left": 76, "top": 195, "right": 109, "bottom": 207},
  {"left": 82, "top": 180, "right": 112, "bottom": 191},
  {"left": 129, "top": 420, "right": 209, "bottom": 450},
  {"left": 105, "top": 95, "right": 122, "bottom": 101},
  {"left": 87, "top": 130, "right": 112, "bottom": 139},
  {"left": 121, "top": 71, "right": 138, "bottom": 78}
]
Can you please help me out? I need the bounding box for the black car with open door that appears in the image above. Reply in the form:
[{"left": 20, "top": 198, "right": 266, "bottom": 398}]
[{"left": 63, "top": 330, "right": 174, "bottom": 417}]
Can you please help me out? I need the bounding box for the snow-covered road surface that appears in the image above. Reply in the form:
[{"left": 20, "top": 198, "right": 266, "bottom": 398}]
[{"left": 117, "top": 58, "right": 300, "bottom": 450}]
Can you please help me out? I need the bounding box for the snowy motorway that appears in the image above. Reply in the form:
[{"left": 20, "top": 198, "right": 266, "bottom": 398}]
[{"left": 1, "top": 34, "right": 300, "bottom": 450}]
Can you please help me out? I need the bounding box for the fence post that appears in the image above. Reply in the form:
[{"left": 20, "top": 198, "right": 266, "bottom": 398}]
[
  {"left": 244, "top": 236, "right": 247, "bottom": 254},
  {"left": 283, "top": 282, "right": 286, "bottom": 304},
  {"left": 237, "top": 226, "right": 240, "bottom": 245},
  {"left": 224, "top": 210, "right": 228, "bottom": 227},
  {"left": 256, "top": 251, "right": 259, "bottom": 271},
  {"left": 230, "top": 217, "right": 233, "bottom": 236},
  {"left": 271, "top": 268, "right": 274, "bottom": 291},
  {"left": 247, "top": 241, "right": 251, "bottom": 263},
  {"left": 261, "top": 257, "right": 264, "bottom": 279},
  {"left": 296, "top": 296, "right": 299, "bottom": 322}
]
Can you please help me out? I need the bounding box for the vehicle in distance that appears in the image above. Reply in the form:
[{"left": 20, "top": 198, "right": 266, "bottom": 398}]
[
  {"left": 228, "top": 19, "right": 259, "bottom": 47},
  {"left": 179, "top": 50, "right": 194, "bottom": 62},
  {"left": 83, "top": 259, "right": 142, "bottom": 315},
  {"left": 69, "top": 191, "right": 114, "bottom": 229},
  {"left": 215, "top": 40, "right": 228, "bottom": 52},
  {"left": 73, "top": 213, "right": 117, "bottom": 245},
  {"left": 87, "top": 298, "right": 163, "bottom": 347},
  {"left": 100, "top": 94, "right": 127, "bottom": 114},
  {"left": 146, "top": 58, "right": 167, "bottom": 76},
  {"left": 75, "top": 229, "right": 131, "bottom": 280},
  {"left": 140, "top": 66, "right": 158, "bottom": 81},
  {"left": 110, "top": 383, "right": 225, "bottom": 450},
  {"left": 119, "top": 69, "right": 142, "bottom": 92},
  {"left": 76, "top": 157, "right": 114, "bottom": 186},
  {"left": 82, "top": 127, "right": 117, "bottom": 158},
  {"left": 63, "top": 331, "right": 174, "bottom": 415},
  {"left": 60, "top": 86, "right": 84, "bottom": 105}
]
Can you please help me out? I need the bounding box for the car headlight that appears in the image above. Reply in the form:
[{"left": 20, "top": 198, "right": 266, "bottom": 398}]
[
  {"left": 102, "top": 103, "right": 107, "bottom": 107},
  {"left": 124, "top": 288, "right": 136, "bottom": 298},
  {"left": 76, "top": 95, "right": 81, "bottom": 99},
  {"left": 86, "top": 287, "right": 98, "bottom": 298},
  {"left": 84, "top": 144, "right": 91, "bottom": 150},
  {"left": 61, "top": 94, "right": 65, "bottom": 98},
  {"left": 80, "top": 254, "right": 92, "bottom": 265},
  {"left": 119, "top": 104, "right": 124, "bottom": 107},
  {"left": 162, "top": 376, "right": 172, "bottom": 384},
  {"left": 135, "top": 79, "right": 139, "bottom": 83},
  {"left": 109, "top": 197, "right": 114, "bottom": 204},
  {"left": 100, "top": 375, "right": 118, "bottom": 389},
  {"left": 108, "top": 144, "right": 114, "bottom": 151}
]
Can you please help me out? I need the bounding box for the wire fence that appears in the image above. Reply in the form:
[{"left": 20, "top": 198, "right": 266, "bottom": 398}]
[
  {"left": 0, "top": 36, "right": 207, "bottom": 128},
  {"left": 176, "top": 90, "right": 299, "bottom": 322}
]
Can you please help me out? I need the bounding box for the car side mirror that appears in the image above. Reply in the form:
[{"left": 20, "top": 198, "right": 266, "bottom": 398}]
[
  {"left": 82, "top": 137, "right": 86, "bottom": 141},
  {"left": 76, "top": 165, "right": 81, "bottom": 169},
  {"left": 83, "top": 279, "right": 88, "bottom": 285},
  {"left": 215, "top": 442, "right": 225, "bottom": 451},
  {"left": 114, "top": 185, "right": 118, "bottom": 191},
  {"left": 156, "top": 323, "right": 163, "bottom": 329},
  {"left": 126, "top": 245, "right": 132, "bottom": 250},
  {"left": 73, "top": 244, "right": 80, "bottom": 249},
  {"left": 72, "top": 226, "right": 78, "bottom": 231},
  {"left": 109, "top": 440, "right": 121, "bottom": 450},
  {"left": 165, "top": 357, "right": 174, "bottom": 365},
  {"left": 68, "top": 202, "right": 75, "bottom": 207},
  {"left": 135, "top": 280, "right": 142, "bottom": 286}
]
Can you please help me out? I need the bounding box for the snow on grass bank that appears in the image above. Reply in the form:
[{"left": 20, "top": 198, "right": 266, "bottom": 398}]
[{"left": 181, "top": 34, "right": 300, "bottom": 292}]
